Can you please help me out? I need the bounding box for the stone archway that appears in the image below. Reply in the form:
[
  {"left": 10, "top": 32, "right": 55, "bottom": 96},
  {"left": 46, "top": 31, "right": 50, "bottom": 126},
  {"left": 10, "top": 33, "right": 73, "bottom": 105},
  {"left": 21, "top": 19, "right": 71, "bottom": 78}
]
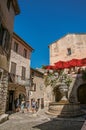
[
  {"left": 77, "top": 84, "right": 86, "bottom": 104},
  {"left": 53, "top": 87, "right": 62, "bottom": 102}
]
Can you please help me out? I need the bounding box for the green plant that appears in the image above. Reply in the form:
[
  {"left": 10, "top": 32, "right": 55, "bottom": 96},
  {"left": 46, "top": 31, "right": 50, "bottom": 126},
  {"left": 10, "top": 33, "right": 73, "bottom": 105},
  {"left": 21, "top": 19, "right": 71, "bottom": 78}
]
[{"left": 44, "top": 70, "right": 72, "bottom": 88}]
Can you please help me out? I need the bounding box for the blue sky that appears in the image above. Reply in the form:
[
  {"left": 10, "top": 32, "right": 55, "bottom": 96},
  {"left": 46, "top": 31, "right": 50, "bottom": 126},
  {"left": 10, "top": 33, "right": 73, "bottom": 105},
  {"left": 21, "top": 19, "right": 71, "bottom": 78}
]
[{"left": 14, "top": 0, "right": 86, "bottom": 68}]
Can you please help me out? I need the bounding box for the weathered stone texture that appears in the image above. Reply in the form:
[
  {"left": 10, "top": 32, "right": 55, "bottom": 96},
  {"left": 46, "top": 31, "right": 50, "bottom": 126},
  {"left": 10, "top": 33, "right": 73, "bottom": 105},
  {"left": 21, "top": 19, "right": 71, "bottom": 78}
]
[
  {"left": 0, "top": 0, "right": 20, "bottom": 119},
  {"left": 49, "top": 34, "right": 86, "bottom": 65},
  {"left": 29, "top": 69, "right": 45, "bottom": 108},
  {"left": 0, "top": 70, "right": 8, "bottom": 115}
]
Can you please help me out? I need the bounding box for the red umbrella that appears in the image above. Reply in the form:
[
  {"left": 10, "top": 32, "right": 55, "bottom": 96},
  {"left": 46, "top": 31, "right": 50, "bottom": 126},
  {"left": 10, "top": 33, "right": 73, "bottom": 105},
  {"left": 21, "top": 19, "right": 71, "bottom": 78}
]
[
  {"left": 45, "top": 65, "right": 56, "bottom": 70},
  {"left": 54, "top": 61, "right": 65, "bottom": 69},
  {"left": 82, "top": 58, "right": 86, "bottom": 66},
  {"left": 54, "top": 61, "right": 72, "bottom": 69},
  {"left": 68, "top": 59, "right": 77, "bottom": 67},
  {"left": 63, "top": 61, "right": 71, "bottom": 68},
  {"left": 76, "top": 59, "right": 83, "bottom": 67},
  {"left": 68, "top": 59, "right": 83, "bottom": 67},
  {"left": 46, "top": 58, "right": 86, "bottom": 70}
]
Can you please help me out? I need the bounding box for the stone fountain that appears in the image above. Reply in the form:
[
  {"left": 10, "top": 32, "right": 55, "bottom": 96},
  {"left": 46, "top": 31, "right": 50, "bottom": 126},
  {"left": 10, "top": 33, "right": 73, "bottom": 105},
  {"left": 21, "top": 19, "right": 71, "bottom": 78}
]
[{"left": 45, "top": 71, "right": 85, "bottom": 117}]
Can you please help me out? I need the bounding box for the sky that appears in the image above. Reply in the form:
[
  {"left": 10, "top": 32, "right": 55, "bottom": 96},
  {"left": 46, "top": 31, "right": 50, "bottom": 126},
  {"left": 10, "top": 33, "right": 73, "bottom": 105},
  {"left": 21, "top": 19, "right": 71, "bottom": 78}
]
[{"left": 14, "top": 0, "right": 86, "bottom": 69}]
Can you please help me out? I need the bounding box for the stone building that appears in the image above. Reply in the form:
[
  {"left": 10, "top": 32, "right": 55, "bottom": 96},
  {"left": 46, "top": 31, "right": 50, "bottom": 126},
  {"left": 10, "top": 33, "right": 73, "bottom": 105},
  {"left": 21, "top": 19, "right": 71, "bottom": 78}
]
[
  {"left": 29, "top": 68, "right": 44, "bottom": 110},
  {"left": 0, "top": 0, "right": 20, "bottom": 115},
  {"left": 49, "top": 34, "right": 86, "bottom": 65},
  {"left": 7, "top": 33, "right": 33, "bottom": 111},
  {"left": 48, "top": 34, "right": 86, "bottom": 105}
]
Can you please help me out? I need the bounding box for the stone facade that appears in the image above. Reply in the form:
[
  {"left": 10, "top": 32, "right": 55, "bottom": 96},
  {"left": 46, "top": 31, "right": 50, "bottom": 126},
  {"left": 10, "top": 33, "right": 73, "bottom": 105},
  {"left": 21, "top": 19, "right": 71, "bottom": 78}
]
[
  {"left": 0, "top": 0, "right": 20, "bottom": 115},
  {"left": 49, "top": 34, "right": 86, "bottom": 65},
  {"left": 29, "top": 68, "right": 45, "bottom": 110},
  {"left": 7, "top": 33, "right": 33, "bottom": 111},
  {"left": 48, "top": 34, "right": 86, "bottom": 104}
]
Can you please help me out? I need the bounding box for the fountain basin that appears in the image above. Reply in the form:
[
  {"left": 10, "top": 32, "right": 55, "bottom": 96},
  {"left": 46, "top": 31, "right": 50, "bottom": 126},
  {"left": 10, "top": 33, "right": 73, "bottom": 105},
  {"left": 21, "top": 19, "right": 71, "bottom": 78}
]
[{"left": 46, "top": 101, "right": 85, "bottom": 117}]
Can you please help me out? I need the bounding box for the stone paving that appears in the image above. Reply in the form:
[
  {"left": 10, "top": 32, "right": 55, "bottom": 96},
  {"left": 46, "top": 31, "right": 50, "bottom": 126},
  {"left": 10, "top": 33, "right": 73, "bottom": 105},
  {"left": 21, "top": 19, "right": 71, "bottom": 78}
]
[{"left": 0, "top": 109, "right": 86, "bottom": 130}]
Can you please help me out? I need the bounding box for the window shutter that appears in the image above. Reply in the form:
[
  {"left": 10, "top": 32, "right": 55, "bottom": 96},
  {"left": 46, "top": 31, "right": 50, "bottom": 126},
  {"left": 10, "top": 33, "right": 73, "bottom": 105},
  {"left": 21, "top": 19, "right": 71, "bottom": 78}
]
[
  {"left": 11, "top": 62, "right": 16, "bottom": 74},
  {"left": 5, "top": 30, "right": 10, "bottom": 52},
  {"left": 22, "top": 67, "right": 26, "bottom": 80},
  {"left": 34, "top": 83, "right": 36, "bottom": 91},
  {"left": 14, "top": 42, "right": 18, "bottom": 53},
  {"left": 2, "top": 29, "right": 6, "bottom": 48},
  {"left": 23, "top": 49, "right": 27, "bottom": 58}
]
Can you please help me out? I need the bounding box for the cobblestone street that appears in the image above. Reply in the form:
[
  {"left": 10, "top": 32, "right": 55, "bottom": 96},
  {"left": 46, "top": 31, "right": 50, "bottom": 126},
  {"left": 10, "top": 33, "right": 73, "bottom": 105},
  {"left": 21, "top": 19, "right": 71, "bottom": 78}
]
[{"left": 0, "top": 109, "right": 86, "bottom": 130}]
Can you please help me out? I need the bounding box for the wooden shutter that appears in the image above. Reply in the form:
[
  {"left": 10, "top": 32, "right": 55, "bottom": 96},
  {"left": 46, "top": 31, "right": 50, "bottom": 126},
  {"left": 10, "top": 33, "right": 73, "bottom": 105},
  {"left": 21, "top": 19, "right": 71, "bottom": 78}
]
[
  {"left": 22, "top": 67, "right": 26, "bottom": 80},
  {"left": 23, "top": 49, "right": 27, "bottom": 58},
  {"left": 14, "top": 42, "right": 18, "bottom": 53},
  {"left": 11, "top": 62, "right": 16, "bottom": 74},
  {"left": 34, "top": 83, "right": 36, "bottom": 91},
  {"left": 5, "top": 30, "right": 10, "bottom": 52}
]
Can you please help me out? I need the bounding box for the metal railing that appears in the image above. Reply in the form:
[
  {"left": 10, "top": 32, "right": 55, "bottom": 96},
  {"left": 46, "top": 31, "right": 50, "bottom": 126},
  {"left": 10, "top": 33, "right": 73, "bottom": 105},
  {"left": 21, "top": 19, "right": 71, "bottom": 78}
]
[{"left": 8, "top": 73, "right": 30, "bottom": 86}]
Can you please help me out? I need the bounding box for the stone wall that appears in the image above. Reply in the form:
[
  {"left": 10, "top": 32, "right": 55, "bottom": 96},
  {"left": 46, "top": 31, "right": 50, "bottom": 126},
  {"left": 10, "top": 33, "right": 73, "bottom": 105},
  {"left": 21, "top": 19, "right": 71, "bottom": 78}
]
[
  {"left": 0, "top": 1, "right": 19, "bottom": 115},
  {"left": 0, "top": 69, "right": 8, "bottom": 115},
  {"left": 0, "top": 1, "right": 16, "bottom": 33},
  {"left": 9, "top": 50, "right": 30, "bottom": 78},
  {"left": 49, "top": 34, "right": 86, "bottom": 65},
  {"left": 29, "top": 69, "right": 44, "bottom": 109},
  {"left": 7, "top": 33, "right": 32, "bottom": 111}
]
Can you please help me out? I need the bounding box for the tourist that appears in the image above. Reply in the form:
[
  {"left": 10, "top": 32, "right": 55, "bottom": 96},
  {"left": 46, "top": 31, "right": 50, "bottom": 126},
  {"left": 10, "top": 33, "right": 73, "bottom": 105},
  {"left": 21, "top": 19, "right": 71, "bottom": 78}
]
[
  {"left": 14, "top": 98, "right": 20, "bottom": 112},
  {"left": 26, "top": 100, "right": 30, "bottom": 112},
  {"left": 21, "top": 99, "right": 25, "bottom": 113},
  {"left": 35, "top": 101, "right": 39, "bottom": 112},
  {"left": 31, "top": 99, "right": 36, "bottom": 113}
]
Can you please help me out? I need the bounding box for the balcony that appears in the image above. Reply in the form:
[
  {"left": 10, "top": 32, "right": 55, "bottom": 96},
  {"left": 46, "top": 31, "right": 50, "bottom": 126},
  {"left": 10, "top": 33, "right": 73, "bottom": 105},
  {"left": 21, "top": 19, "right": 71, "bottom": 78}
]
[{"left": 8, "top": 73, "right": 30, "bottom": 86}]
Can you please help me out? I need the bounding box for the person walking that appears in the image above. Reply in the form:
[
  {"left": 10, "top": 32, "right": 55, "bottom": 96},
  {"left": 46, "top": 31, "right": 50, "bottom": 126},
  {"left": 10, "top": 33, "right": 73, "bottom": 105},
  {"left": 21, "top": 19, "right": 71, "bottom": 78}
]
[
  {"left": 26, "top": 100, "right": 30, "bottom": 112},
  {"left": 14, "top": 98, "right": 20, "bottom": 112},
  {"left": 35, "top": 101, "right": 39, "bottom": 112},
  {"left": 31, "top": 99, "right": 36, "bottom": 113},
  {"left": 20, "top": 99, "right": 25, "bottom": 113}
]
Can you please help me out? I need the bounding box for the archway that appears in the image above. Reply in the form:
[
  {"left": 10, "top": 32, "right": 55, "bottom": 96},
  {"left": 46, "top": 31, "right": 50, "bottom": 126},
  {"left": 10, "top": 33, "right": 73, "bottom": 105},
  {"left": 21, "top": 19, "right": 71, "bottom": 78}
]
[
  {"left": 53, "top": 87, "right": 62, "bottom": 102},
  {"left": 77, "top": 84, "right": 86, "bottom": 104}
]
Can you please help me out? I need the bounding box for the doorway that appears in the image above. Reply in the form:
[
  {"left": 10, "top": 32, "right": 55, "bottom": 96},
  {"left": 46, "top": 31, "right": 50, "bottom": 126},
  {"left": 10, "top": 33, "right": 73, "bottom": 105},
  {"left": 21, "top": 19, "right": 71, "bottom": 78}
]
[
  {"left": 9, "top": 91, "right": 14, "bottom": 111},
  {"left": 41, "top": 98, "right": 44, "bottom": 109},
  {"left": 77, "top": 84, "right": 86, "bottom": 104},
  {"left": 53, "top": 87, "right": 62, "bottom": 102}
]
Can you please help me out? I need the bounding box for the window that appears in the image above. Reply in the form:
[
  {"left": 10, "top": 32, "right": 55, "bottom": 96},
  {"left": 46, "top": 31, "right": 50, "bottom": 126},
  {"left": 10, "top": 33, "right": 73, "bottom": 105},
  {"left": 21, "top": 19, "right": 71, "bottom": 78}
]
[
  {"left": 34, "top": 83, "right": 36, "bottom": 91},
  {"left": 67, "top": 48, "right": 71, "bottom": 55},
  {"left": 30, "top": 83, "right": 36, "bottom": 91},
  {"left": 0, "top": 24, "right": 10, "bottom": 53},
  {"left": 41, "top": 98, "right": 44, "bottom": 109},
  {"left": 0, "top": 24, "right": 5, "bottom": 45},
  {"left": 23, "top": 49, "right": 27, "bottom": 58},
  {"left": 28, "top": 51, "right": 31, "bottom": 59},
  {"left": 5, "top": 30, "right": 10, "bottom": 52},
  {"left": 3, "top": 30, "right": 10, "bottom": 53},
  {"left": 22, "top": 67, "right": 26, "bottom": 80},
  {"left": 31, "top": 71, "right": 34, "bottom": 78},
  {"left": 11, "top": 62, "right": 16, "bottom": 74},
  {"left": 14, "top": 42, "right": 18, "bottom": 53},
  {"left": 7, "top": 0, "right": 11, "bottom": 10}
]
